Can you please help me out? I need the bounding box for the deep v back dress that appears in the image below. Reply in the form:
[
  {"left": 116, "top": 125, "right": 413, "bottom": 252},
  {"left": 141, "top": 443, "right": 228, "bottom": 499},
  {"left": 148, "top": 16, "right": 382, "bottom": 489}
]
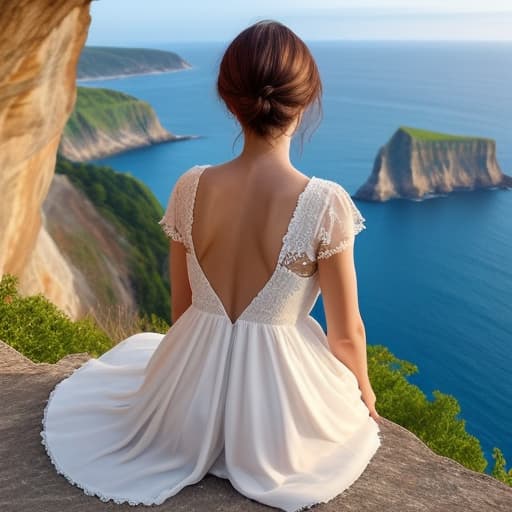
[{"left": 41, "top": 164, "right": 382, "bottom": 512}]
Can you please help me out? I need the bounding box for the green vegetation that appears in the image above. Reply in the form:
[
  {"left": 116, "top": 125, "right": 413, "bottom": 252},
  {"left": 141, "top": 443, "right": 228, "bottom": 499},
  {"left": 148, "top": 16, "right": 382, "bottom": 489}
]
[
  {"left": 56, "top": 156, "right": 171, "bottom": 323},
  {"left": 368, "top": 344, "right": 488, "bottom": 472},
  {"left": 0, "top": 274, "right": 169, "bottom": 363},
  {"left": 399, "top": 125, "right": 494, "bottom": 142},
  {"left": 63, "top": 87, "right": 157, "bottom": 140},
  {"left": 78, "top": 46, "right": 189, "bottom": 80},
  {"left": 368, "top": 344, "right": 512, "bottom": 485},
  {"left": 0, "top": 274, "right": 113, "bottom": 363},
  {"left": 491, "top": 448, "right": 512, "bottom": 486}
]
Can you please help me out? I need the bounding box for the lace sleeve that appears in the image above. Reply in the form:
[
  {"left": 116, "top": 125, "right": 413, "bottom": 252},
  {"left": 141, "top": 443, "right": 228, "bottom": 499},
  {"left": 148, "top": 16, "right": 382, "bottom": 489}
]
[
  {"left": 316, "top": 182, "right": 366, "bottom": 259},
  {"left": 158, "top": 178, "right": 184, "bottom": 244}
]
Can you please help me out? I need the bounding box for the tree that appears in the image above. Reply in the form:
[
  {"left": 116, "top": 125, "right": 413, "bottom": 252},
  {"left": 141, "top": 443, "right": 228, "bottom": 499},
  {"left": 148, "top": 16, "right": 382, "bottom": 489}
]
[{"left": 491, "top": 447, "right": 512, "bottom": 486}]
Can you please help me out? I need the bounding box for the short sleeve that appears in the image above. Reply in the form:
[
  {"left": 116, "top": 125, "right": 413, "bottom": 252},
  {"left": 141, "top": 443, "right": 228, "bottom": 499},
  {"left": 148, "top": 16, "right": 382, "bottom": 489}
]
[
  {"left": 316, "top": 182, "right": 366, "bottom": 259},
  {"left": 158, "top": 178, "right": 184, "bottom": 244}
]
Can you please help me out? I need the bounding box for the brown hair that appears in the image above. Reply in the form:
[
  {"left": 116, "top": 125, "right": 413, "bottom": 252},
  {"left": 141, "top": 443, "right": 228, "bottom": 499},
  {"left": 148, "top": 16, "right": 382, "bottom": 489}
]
[{"left": 217, "top": 20, "right": 323, "bottom": 144}]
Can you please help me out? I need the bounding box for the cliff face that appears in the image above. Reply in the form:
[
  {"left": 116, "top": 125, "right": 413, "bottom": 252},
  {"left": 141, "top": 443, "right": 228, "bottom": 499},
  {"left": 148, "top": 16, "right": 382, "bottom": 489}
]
[
  {"left": 354, "top": 127, "right": 512, "bottom": 201},
  {"left": 40, "top": 174, "right": 137, "bottom": 318},
  {"left": 0, "top": 0, "right": 92, "bottom": 304},
  {"left": 59, "top": 87, "right": 182, "bottom": 162},
  {"left": 1, "top": 339, "right": 511, "bottom": 511},
  {"left": 18, "top": 174, "right": 137, "bottom": 319}
]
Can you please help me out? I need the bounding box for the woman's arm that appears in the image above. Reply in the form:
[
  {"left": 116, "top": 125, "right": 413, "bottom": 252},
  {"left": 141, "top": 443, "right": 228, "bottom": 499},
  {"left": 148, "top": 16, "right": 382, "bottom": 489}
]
[
  {"left": 169, "top": 240, "right": 192, "bottom": 324},
  {"left": 317, "top": 242, "right": 380, "bottom": 423}
]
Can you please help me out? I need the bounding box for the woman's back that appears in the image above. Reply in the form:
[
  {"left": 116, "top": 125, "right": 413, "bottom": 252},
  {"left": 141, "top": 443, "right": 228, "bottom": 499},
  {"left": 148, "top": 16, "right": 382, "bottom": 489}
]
[{"left": 191, "top": 160, "right": 312, "bottom": 324}]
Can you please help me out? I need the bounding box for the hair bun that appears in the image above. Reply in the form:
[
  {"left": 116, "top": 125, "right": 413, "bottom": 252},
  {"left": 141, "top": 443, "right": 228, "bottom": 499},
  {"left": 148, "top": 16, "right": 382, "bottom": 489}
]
[
  {"left": 217, "top": 20, "right": 322, "bottom": 138},
  {"left": 259, "top": 85, "right": 275, "bottom": 99}
]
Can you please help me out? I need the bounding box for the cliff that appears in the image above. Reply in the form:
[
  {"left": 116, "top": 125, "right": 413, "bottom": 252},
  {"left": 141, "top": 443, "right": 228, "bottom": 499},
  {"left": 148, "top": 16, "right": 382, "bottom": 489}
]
[
  {"left": 39, "top": 173, "right": 137, "bottom": 318},
  {"left": 1, "top": 339, "right": 511, "bottom": 512},
  {"left": 55, "top": 157, "right": 171, "bottom": 322},
  {"left": 77, "top": 46, "right": 191, "bottom": 81},
  {"left": 354, "top": 126, "right": 512, "bottom": 201},
  {"left": 0, "top": 0, "right": 93, "bottom": 309},
  {"left": 59, "top": 86, "right": 188, "bottom": 161}
]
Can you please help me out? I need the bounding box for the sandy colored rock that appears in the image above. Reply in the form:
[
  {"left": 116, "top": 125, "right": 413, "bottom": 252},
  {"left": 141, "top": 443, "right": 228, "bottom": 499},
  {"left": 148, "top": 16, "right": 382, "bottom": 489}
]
[
  {"left": 1, "top": 340, "right": 510, "bottom": 512},
  {"left": 0, "top": 0, "right": 92, "bottom": 305}
]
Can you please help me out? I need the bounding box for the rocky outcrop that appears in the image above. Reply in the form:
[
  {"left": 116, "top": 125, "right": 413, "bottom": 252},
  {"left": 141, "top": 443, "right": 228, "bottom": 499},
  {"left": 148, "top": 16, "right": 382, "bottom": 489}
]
[
  {"left": 59, "top": 87, "right": 189, "bottom": 162},
  {"left": 354, "top": 126, "right": 512, "bottom": 201},
  {"left": 0, "top": 0, "right": 92, "bottom": 301},
  {"left": 1, "top": 339, "right": 511, "bottom": 512}
]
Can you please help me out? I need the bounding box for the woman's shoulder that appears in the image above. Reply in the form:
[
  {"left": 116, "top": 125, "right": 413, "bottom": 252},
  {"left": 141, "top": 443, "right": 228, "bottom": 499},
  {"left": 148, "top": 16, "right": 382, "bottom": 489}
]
[
  {"left": 177, "top": 164, "right": 210, "bottom": 182},
  {"left": 309, "top": 177, "right": 364, "bottom": 225},
  {"left": 172, "top": 164, "right": 211, "bottom": 192},
  {"left": 308, "top": 176, "right": 353, "bottom": 207},
  {"left": 313, "top": 176, "right": 349, "bottom": 194}
]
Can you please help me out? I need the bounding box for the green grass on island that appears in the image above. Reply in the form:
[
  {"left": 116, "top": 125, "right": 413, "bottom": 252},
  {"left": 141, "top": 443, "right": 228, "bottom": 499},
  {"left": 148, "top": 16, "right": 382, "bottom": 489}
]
[
  {"left": 399, "top": 125, "right": 494, "bottom": 142},
  {"left": 78, "top": 46, "right": 190, "bottom": 80},
  {"left": 63, "top": 87, "right": 159, "bottom": 140}
]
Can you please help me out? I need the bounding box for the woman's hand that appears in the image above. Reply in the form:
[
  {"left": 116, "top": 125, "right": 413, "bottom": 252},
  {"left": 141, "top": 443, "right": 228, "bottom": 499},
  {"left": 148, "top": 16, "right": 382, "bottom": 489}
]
[{"left": 359, "top": 380, "right": 381, "bottom": 424}]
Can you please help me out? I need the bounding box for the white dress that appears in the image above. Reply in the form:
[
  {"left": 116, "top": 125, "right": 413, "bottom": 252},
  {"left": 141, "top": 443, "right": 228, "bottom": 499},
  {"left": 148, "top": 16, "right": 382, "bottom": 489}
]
[{"left": 41, "top": 164, "right": 382, "bottom": 512}]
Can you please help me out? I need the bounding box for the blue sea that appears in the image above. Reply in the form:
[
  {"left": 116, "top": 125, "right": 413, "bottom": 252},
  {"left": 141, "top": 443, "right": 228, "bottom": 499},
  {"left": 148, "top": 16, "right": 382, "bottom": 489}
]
[{"left": 84, "top": 41, "right": 512, "bottom": 471}]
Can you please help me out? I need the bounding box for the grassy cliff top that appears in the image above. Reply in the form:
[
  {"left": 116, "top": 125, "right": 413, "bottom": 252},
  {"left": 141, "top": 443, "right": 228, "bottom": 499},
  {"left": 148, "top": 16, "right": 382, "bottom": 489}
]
[
  {"left": 399, "top": 125, "right": 494, "bottom": 142},
  {"left": 78, "top": 46, "right": 190, "bottom": 79},
  {"left": 64, "top": 87, "right": 156, "bottom": 137}
]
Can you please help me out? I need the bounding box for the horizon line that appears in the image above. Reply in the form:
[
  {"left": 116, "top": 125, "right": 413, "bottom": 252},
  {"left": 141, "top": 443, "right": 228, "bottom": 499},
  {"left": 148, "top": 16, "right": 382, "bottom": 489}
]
[{"left": 86, "top": 38, "right": 512, "bottom": 46}]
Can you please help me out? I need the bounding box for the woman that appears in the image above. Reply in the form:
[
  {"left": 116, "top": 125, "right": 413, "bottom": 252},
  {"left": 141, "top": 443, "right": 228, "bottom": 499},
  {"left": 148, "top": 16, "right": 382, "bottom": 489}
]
[{"left": 41, "top": 19, "right": 381, "bottom": 512}]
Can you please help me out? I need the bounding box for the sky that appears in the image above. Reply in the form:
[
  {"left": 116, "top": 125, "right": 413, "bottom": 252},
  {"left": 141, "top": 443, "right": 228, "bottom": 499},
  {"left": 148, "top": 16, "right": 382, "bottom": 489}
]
[{"left": 86, "top": 0, "right": 512, "bottom": 45}]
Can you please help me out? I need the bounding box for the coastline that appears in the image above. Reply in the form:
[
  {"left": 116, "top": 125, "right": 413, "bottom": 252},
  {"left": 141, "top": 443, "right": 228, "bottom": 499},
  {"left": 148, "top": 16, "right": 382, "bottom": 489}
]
[
  {"left": 61, "top": 134, "right": 202, "bottom": 163},
  {"left": 67, "top": 134, "right": 203, "bottom": 163},
  {"left": 77, "top": 64, "right": 193, "bottom": 83}
]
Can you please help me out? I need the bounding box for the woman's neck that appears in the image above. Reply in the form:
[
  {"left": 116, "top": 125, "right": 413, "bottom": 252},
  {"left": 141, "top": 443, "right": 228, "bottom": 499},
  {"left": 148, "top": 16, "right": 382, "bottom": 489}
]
[{"left": 235, "top": 129, "right": 293, "bottom": 172}]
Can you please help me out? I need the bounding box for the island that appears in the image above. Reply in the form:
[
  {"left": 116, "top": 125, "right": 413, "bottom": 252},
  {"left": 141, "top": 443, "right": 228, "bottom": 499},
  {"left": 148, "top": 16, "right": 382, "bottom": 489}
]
[
  {"left": 77, "top": 46, "right": 191, "bottom": 81},
  {"left": 354, "top": 126, "right": 512, "bottom": 201},
  {"left": 59, "top": 87, "right": 193, "bottom": 162}
]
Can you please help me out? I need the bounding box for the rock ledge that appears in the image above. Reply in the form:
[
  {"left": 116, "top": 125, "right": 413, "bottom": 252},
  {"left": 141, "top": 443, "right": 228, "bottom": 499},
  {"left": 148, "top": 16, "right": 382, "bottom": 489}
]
[{"left": 1, "top": 340, "right": 511, "bottom": 511}]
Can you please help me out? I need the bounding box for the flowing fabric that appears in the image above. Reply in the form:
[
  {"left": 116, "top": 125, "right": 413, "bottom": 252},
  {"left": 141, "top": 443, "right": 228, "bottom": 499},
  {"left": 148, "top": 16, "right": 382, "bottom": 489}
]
[{"left": 41, "top": 165, "right": 382, "bottom": 512}]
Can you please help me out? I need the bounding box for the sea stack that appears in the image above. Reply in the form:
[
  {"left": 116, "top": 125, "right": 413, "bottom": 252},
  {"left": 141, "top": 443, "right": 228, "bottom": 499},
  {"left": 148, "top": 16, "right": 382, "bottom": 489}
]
[{"left": 354, "top": 126, "right": 512, "bottom": 201}]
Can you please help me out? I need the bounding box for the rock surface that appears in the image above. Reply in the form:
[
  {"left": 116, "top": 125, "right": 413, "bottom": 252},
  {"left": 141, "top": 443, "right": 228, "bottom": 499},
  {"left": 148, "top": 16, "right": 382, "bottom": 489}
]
[
  {"left": 1, "top": 339, "right": 511, "bottom": 512},
  {"left": 0, "top": 0, "right": 92, "bottom": 306},
  {"left": 354, "top": 127, "right": 512, "bottom": 201}
]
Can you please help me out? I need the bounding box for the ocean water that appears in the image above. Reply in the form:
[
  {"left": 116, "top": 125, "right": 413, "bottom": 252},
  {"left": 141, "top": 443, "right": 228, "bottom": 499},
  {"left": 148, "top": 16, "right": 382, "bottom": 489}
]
[{"left": 85, "top": 41, "right": 512, "bottom": 471}]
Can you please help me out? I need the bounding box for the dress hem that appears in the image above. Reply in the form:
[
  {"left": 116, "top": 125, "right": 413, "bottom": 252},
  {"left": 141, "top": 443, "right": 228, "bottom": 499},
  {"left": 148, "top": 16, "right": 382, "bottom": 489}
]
[{"left": 42, "top": 374, "right": 382, "bottom": 510}]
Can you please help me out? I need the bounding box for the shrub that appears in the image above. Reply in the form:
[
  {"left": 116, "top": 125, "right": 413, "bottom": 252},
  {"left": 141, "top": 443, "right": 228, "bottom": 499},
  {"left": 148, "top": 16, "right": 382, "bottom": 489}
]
[
  {"left": 0, "top": 274, "right": 113, "bottom": 363},
  {"left": 491, "top": 447, "right": 512, "bottom": 486},
  {"left": 368, "top": 343, "right": 487, "bottom": 472}
]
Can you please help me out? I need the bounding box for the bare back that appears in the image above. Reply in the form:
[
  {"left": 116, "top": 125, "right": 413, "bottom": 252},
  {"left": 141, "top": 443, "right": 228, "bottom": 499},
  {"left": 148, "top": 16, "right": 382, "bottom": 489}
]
[{"left": 191, "top": 162, "right": 312, "bottom": 324}]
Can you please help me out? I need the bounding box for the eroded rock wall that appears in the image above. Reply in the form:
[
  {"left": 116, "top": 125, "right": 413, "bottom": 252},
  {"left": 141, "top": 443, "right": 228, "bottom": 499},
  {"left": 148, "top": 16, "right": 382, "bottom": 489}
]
[{"left": 0, "top": 0, "right": 92, "bottom": 312}]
